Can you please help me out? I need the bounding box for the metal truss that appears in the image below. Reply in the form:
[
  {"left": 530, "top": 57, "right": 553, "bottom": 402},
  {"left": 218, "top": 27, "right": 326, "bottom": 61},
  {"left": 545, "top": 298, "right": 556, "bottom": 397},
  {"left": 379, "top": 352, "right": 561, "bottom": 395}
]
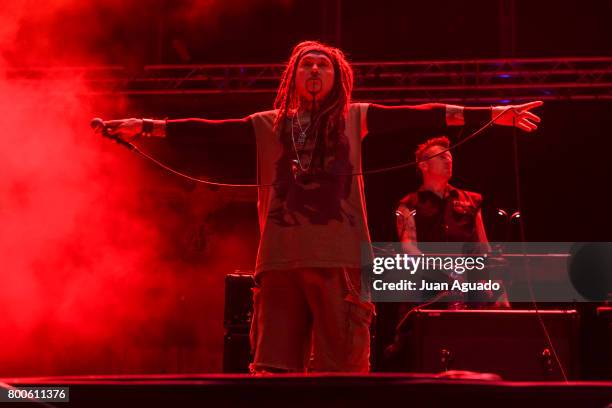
[{"left": 8, "top": 57, "right": 612, "bottom": 103}]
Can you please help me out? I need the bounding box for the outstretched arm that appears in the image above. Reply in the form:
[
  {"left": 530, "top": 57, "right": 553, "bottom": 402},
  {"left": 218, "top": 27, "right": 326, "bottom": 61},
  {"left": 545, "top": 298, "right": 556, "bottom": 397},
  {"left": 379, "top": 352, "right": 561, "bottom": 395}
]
[
  {"left": 104, "top": 117, "right": 255, "bottom": 147},
  {"left": 366, "top": 101, "right": 543, "bottom": 136},
  {"left": 103, "top": 117, "right": 257, "bottom": 182}
]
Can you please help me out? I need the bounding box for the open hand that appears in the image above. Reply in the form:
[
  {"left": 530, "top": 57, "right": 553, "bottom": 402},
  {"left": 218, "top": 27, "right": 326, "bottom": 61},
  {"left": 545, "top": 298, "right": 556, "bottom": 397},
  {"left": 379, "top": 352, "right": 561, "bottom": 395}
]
[{"left": 492, "top": 100, "right": 543, "bottom": 132}]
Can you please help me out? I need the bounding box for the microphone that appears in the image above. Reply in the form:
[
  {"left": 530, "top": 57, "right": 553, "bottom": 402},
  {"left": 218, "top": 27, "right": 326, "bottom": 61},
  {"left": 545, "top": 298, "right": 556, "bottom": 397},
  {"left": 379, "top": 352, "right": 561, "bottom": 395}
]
[
  {"left": 90, "top": 117, "right": 134, "bottom": 150},
  {"left": 90, "top": 117, "right": 106, "bottom": 133}
]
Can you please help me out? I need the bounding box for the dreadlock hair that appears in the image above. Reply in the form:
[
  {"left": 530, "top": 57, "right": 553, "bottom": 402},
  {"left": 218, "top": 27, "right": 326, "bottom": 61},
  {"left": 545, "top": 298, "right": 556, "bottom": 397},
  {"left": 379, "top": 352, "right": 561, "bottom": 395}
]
[{"left": 273, "top": 41, "right": 354, "bottom": 170}]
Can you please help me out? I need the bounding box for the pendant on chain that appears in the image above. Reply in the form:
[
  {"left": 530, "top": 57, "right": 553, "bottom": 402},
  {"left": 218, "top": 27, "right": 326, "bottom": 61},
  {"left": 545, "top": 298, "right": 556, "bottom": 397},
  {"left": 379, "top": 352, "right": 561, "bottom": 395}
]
[{"left": 297, "top": 130, "right": 307, "bottom": 146}]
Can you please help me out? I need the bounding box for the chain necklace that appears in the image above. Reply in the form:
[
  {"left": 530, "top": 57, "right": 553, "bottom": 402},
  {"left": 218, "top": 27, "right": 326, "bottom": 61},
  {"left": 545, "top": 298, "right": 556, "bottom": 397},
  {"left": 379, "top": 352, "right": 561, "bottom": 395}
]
[
  {"left": 290, "top": 112, "right": 319, "bottom": 173},
  {"left": 294, "top": 112, "right": 310, "bottom": 146}
]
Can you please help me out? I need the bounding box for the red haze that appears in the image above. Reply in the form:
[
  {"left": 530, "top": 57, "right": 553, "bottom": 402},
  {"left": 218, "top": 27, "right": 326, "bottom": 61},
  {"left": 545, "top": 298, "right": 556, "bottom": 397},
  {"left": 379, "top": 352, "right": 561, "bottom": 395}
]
[{"left": 0, "top": 0, "right": 259, "bottom": 376}]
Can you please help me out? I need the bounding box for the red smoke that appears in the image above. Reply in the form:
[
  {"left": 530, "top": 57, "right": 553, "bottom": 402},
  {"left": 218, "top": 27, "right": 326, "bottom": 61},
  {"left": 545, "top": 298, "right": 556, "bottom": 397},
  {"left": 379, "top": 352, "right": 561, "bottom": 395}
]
[{"left": 0, "top": 0, "right": 259, "bottom": 376}]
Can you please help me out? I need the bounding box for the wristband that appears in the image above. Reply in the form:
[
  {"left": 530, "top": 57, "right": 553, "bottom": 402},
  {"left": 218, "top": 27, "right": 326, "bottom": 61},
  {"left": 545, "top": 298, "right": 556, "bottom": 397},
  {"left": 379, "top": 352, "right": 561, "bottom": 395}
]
[{"left": 141, "top": 118, "right": 154, "bottom": 137}]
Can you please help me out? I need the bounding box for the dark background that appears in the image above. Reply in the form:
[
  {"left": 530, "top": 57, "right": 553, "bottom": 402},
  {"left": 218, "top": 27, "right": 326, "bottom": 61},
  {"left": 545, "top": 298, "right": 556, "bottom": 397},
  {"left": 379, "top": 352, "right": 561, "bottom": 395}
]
[
  {"left": 85, "top": 0, "right": 612, "bottom": 246},
  {"left": 28, "top": 0, "right": 609, "bottom": 65}
]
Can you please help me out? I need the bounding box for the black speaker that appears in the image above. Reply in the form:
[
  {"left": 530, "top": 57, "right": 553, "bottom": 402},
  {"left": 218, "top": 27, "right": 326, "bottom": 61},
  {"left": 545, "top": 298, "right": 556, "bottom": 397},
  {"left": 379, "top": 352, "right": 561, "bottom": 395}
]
[
  {"left": 223, "top": 272, "right": 255, "bottom": 329},
  {"left": 223, "top": 271, "right": 255, "bottom": 373},
  {"left": 597, "top": 306, "right": 612, "bottom": 379},
  {"left": 223, "top": 332, "right": 252, "bottom": 373},
  {"left": 397, "top": 309, "right": 580, "bottom": 380}
]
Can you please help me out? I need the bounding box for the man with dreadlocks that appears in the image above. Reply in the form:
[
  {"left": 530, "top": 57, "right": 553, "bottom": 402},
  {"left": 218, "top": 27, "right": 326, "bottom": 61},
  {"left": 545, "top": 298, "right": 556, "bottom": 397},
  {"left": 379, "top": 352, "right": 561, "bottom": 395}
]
[{"left": 103, "top": 40, "right": 542, "bottom": 373}]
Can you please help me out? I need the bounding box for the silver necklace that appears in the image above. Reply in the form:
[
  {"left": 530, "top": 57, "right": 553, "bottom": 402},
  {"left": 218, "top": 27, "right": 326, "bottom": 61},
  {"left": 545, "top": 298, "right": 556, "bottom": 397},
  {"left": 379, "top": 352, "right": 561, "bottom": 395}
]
[
  {"left": 293, "top": 112, "right": 310, "bottom": 146},
  {"left": 290, "top": 113, "right": 319, "bottom": 173}
]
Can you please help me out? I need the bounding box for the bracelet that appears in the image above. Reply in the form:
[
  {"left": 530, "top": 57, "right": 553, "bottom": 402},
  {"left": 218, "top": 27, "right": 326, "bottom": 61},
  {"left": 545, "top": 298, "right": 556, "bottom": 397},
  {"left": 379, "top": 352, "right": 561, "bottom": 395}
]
[{"left": 141, "top": 118, "right": 154, "bottom": 137}]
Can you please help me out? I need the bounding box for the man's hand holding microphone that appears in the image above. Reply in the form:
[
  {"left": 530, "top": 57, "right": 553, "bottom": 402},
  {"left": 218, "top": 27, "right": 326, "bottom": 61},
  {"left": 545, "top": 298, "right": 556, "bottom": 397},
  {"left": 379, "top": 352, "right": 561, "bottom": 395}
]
[{"left": 91, "top": 118, "right": 166, "bottom": 147}]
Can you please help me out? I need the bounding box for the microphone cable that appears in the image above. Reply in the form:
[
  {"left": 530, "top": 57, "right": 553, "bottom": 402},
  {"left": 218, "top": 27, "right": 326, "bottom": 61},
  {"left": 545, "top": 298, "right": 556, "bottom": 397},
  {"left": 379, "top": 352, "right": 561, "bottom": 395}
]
[
  {"left": 509, "top": 117, "right": 569, "bottom": 382},
  {"left": 94, "top": 106, "right": 515, "bottom": 188}
]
